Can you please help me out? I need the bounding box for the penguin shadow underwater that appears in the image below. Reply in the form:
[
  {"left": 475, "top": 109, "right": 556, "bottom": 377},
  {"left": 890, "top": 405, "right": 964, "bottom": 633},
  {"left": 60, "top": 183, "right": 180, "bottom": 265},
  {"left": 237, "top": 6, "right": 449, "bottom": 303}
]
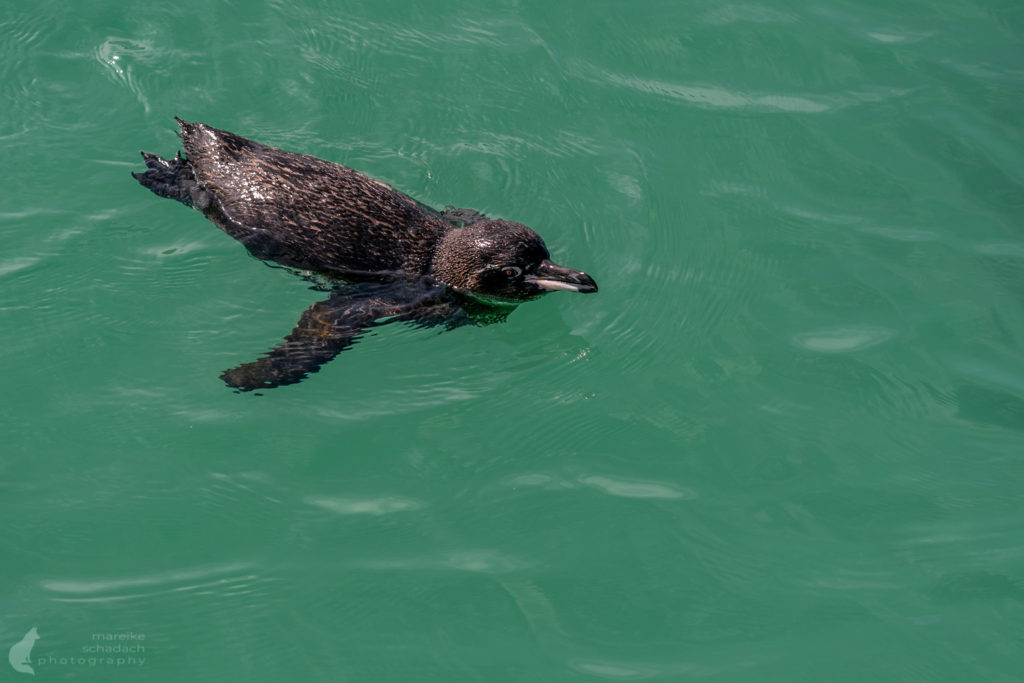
[{"left": 134, "top": 119, "right": 597, "bottom": 392}]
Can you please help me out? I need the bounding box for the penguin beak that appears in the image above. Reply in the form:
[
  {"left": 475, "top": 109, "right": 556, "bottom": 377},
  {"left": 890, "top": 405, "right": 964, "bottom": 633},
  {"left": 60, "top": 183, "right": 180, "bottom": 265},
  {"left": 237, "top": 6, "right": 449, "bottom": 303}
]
[{"left": 527, "top": 259, "right": 598, "bottom": 293}]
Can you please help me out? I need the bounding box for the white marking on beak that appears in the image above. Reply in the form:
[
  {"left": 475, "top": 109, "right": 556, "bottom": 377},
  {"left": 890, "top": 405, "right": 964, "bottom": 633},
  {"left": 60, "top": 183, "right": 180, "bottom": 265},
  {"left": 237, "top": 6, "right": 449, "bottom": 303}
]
[{"left": 527, "top": 277, "right": 586, "bottom": 292}]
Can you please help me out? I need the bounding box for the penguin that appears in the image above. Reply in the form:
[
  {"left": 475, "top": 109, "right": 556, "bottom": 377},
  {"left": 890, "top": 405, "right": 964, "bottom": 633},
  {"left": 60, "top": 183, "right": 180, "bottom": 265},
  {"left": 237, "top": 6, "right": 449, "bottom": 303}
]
[{"left": 133, "top": 119, "right": 597, "bottom": 391}]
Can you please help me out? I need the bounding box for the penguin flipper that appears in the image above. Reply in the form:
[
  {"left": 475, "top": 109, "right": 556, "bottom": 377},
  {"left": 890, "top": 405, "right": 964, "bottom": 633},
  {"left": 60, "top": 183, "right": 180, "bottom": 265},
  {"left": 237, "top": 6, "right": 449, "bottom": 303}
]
[
  {"left": 219, "top": 295, "right": 369, "bottom": 392},
  {"left": 220, "top": 281, "right": 462, "bottom": 392}
]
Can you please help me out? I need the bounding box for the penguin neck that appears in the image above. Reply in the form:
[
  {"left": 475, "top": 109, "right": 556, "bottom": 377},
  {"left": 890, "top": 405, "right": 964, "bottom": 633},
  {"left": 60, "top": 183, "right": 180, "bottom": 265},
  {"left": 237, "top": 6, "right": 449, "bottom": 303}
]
[{"left": 429, "top": 226, "right": 475, "bottom": 290}]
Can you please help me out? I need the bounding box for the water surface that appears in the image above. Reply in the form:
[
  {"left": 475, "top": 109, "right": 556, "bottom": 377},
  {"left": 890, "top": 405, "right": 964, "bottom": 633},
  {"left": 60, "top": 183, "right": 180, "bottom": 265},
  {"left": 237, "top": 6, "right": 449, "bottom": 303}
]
[{"left": 3, "top": 0, "right": 1023, "bottom": 680}]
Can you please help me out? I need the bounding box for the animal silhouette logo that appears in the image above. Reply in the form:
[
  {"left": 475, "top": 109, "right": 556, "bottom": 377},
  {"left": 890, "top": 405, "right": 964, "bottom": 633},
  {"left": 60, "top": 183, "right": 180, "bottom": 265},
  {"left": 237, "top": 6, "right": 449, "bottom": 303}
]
[{"left": 8, "top": 627, "right": 38, "bottom": 675}]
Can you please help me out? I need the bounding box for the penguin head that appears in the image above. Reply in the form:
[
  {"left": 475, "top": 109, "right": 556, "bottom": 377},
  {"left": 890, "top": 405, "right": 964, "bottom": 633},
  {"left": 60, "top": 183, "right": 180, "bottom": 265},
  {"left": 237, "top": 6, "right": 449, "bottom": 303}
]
[{"left": 432, "top": 220, "right": 597, "bottom": 304}]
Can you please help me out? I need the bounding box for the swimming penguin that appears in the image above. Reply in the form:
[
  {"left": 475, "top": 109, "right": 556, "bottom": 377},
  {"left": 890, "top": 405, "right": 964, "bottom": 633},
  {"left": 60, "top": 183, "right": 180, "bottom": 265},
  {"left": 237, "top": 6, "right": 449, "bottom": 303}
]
[{"left": 133, "top": 119, "right": 597, "bottom": 391}]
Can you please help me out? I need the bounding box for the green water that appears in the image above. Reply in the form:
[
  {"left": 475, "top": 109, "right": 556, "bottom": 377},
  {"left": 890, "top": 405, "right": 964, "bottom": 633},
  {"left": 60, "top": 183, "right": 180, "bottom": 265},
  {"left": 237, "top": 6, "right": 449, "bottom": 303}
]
[{"left": 3, "top": 0, "right": 1023, "bottom": 680}]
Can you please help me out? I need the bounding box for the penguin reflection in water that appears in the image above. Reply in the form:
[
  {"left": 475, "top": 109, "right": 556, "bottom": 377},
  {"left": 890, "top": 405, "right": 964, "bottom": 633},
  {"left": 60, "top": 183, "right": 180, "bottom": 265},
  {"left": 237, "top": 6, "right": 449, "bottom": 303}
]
[{"left": 134, "top": 119, "right": 597, "bottom": 391}]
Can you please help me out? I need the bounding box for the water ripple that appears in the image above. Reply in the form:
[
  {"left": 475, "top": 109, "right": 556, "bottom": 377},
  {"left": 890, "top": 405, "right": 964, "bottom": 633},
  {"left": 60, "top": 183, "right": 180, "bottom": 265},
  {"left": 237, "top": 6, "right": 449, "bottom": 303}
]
[
  {"left": 0, "top": 257, "right": 41, "bottom": 278},
  {"left": 603, "top": 72, "right": 834, "bottom": 113},
  {"left": 579, "top": 475, "right": 696, "bottom": 500},
  {"left": 792, "top": 325, "right": 895, "bottom": 353},
  {"left": 0, "top": 8, "right": 62, "bottom": 139},
  {"left": 499, "top": 472, "right": 696, "bottom": 501},
  {"left": 706, "top": 4, "right": 799, "bottom": 25},
  {"left": 94, "top": 38, "right": 155, "bottom": 113},
  {"left": 305, "top": 494, "right": 423, "bottom": 516},
  {"left": 42, "top": 563, "right": 265, "bottom": 603}
]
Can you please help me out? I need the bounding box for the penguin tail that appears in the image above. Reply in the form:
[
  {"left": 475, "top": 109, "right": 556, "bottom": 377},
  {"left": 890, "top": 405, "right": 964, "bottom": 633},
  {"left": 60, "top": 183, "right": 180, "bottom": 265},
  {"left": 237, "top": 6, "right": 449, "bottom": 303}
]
[{"left": 132, "top": 150, "right": 203, "bottom": 209}]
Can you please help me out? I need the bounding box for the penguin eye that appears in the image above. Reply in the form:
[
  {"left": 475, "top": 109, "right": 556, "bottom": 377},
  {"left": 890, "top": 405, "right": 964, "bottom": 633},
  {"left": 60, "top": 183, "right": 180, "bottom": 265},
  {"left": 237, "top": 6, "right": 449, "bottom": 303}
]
[{"left": 501, "top": 266, "right": 521, "bottom": 279}]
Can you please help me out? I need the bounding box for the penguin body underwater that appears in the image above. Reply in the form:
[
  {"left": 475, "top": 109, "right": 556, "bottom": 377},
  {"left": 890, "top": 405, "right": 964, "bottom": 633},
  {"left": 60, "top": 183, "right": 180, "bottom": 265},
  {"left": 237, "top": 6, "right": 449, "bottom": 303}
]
[{"left": 134, "top": 119, "right": 597, "bottom": 391}]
